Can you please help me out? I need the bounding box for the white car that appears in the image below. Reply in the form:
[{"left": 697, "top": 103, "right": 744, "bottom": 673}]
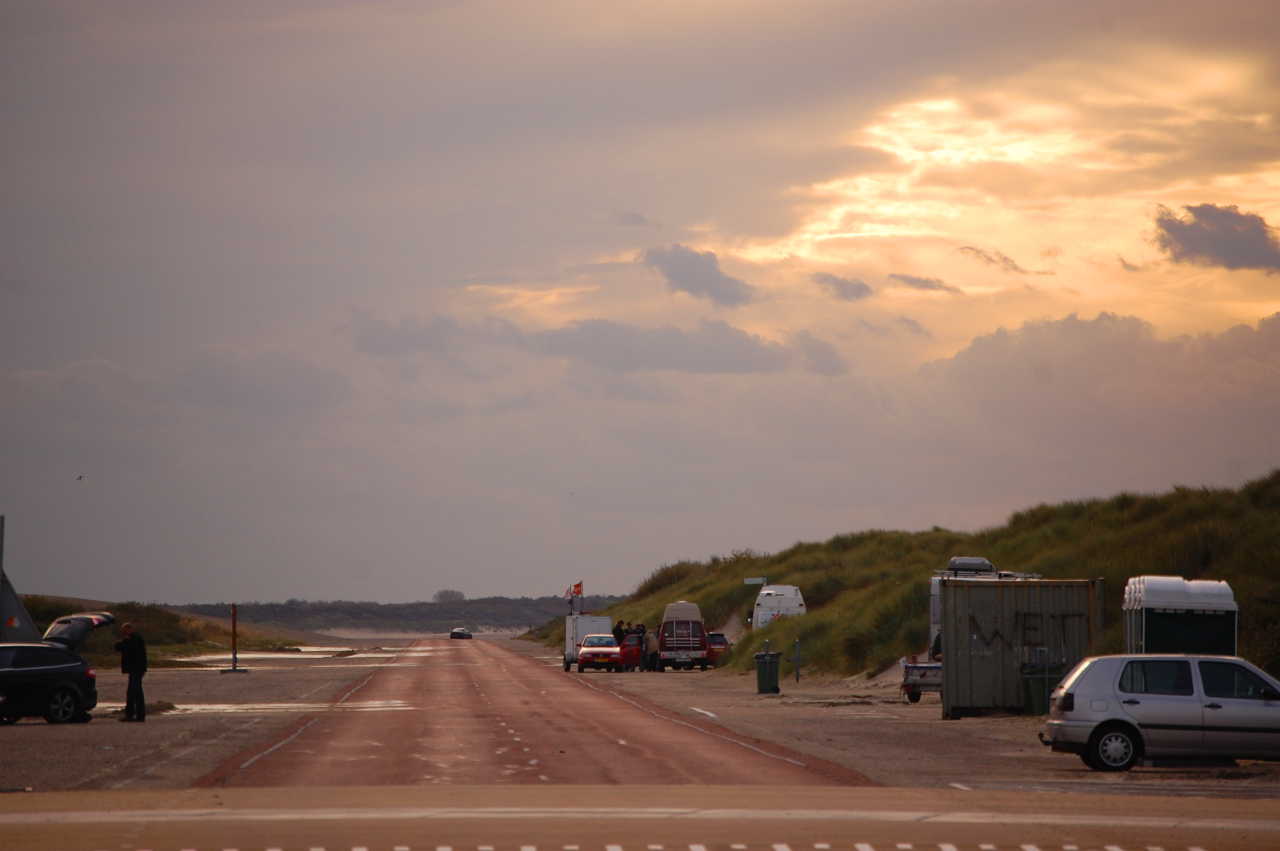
[
  {"left": 1039, "top": 653, "right": 1280, "bottom": 771},
  {"left": 574, "top": 634, "right": 622, "bottom": 673}
]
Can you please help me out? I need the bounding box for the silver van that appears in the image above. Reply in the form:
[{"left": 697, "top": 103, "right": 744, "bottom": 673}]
[{"left": 1039, "top": 653, "right": 1280, "bottom": 770}]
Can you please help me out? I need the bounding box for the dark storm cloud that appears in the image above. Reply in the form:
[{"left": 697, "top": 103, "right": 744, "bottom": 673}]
[
  {"left": 888, "top": 273, "right": 964, "bottom": 294},
  {"left": 1154, "top": 204, "right": 1280, "bottom": 272},
  {"left": 642, "top": 245, "right": 755, "bottom": 307},
  {"left": 812, "top": 272, "right": 874, "bottom": 301},
  {"left": 958, "top": 246, "right": 1050, "bottom": 275}
]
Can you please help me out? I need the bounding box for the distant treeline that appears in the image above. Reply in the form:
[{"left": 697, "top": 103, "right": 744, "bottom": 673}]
[{"left": 176, "top": 595, "right": 622, "bottom": 633}]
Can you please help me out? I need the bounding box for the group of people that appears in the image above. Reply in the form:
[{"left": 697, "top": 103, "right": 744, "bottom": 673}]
[{"left": 613, "top": 619, "right": 661, "bottom": 671}]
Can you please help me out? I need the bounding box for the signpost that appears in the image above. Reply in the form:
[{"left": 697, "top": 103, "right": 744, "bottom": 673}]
[{"left": 221, "top": 603, "right": 249, "bottom": 674}]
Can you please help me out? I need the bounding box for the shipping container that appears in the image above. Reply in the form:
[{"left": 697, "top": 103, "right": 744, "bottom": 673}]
[{"left": 939, "top": 578, "right": 1104, "bottom": 719}]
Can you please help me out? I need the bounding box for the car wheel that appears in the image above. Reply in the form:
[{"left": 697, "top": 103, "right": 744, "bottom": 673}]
[
  {"left": 44, "top": 688, "right": 80, "bottom": 724},
  {"left": 1087, "top": 725, "right": 1141, "bottom": 771},
  {"left": 906, "top": 688, "right": 922, "bottom": 704},
  {"left": 563, "top": 658, "right": 571, "bottom": 672},
  {"left": 577, "top": 664, "right": 584, "bottom": 673},
  {"left": 700, "top": 662, "right": 708, "bottom": 671}
]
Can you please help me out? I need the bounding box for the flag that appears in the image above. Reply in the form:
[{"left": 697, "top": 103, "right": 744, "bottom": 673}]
[{"left": 571, "top": 581, "right": 583, "bottom": 597}]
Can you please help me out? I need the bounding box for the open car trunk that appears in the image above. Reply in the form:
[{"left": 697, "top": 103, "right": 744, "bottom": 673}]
[{"left": 41, "top": 611, "right": 115, "bottom": 652}]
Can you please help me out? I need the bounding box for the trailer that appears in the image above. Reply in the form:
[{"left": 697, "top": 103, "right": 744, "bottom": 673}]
[{"left": 1123, "top": 575, "right": 1237, "bottom": 655}]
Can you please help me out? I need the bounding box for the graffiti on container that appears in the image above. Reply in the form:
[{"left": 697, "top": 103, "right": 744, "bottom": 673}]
[{"left": 967, "top": 610, "right": 1088, "bottom": 653}]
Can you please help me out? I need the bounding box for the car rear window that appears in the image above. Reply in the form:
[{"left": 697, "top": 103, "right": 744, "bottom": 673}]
[
  {"left": 1119, "top": 659, "right": 1193, "bottom": 695},
  {"left": 583, "top": 636, "right": 617, "bottom": 647}
]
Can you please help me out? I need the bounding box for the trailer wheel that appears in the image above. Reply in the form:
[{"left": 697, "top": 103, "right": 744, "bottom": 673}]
[
  {"left": 577, "top": 663, "right": 584, "bottom": 673},
  {"left": 905, "top": 688, "right": 922, "bottom": 703},
  {"left": 564, "top": 658, "right": 571, "bottom": 672}
]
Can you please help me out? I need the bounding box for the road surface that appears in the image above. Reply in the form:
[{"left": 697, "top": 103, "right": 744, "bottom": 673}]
[{"left": 196, "top": 638, "right": 866, "bottom": 787}]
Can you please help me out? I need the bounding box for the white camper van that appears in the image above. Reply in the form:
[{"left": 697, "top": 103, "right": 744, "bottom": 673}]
[{"left": 751, "top": 585, "right": 806, "bottom": 629}]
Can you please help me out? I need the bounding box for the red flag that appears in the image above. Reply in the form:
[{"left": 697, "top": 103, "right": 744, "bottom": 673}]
[{"left": 571, "top": 581, "right": 583, "bottom": 597}]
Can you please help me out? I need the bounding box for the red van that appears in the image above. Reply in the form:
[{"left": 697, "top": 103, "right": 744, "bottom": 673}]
[{"left": 658, "top": 601, "right": 708, "bottom": 671}]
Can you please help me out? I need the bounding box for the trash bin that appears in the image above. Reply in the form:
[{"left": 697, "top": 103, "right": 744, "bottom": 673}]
[
  {"left": 1021, "top": 663, "right": 1067, "bottom": 715},
  {"left": 755, "top": 651, "right": 781, "bottom": 694}
]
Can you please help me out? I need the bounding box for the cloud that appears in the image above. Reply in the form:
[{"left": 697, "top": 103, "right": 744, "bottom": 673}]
[
  {"left": 1154, "top": 204, "right": 1280, "bottom": 272},
  {"left": 170, "top": 348, "right": 350, "bottom": 417},
  {"left": 788, "top": 331, "right": 848, "bottom": 376},
  {"left": 958, "top": 246, "right": 1050, "bottom": 275},
  {"left": 642, "top": 245, "right": 755, "bottom": 307},
  {"left": 896, "top": 316, "right": 931, "bottom": 338},
  {"left": 534, "top": 319, "right": 795, "bottom": 374},
  {"left": 812, "top": 272, "right": 873, "bottom": 301},
  {"left": 612, "top": 211, "right": 656, "bottom": 227},
  {"left": 888, "top": 273, "right": 964, "bottom": 294}
]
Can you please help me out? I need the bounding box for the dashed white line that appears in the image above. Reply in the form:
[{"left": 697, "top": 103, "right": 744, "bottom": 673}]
[
  {"left": 773, "top": 844, "right": 792, "bottom": 851},
  {"left": 854, "top": 843, "right": 876, "bottom": 851},
  {"left": 948, "top": 782, "right": 972, "bottom": 791},
  {"left": 690, "top": 706, "right": 718, "bottom": 719},
  {"left": 606, "top": 844, "right": 623, "bottom": 851},
  {"left": 690, "top": 844, "right": 708, "bottom": 851},
  {"left": 238, "top": 717, "right": 318, "bottom": 770}
]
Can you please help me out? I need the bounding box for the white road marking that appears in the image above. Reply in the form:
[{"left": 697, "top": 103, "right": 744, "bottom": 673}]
[
  {"left": 5, "top": 807, "right": 1278, "bottom": 834},
  {"left": 437, "top": 846, "right": 453, "bottom": 851},
  {"left": 690, "top": 845, "right": 708, "bottom": 851},
  {"left": 617, "top": 739, "right": 629, "bottom": 746},
  {"left": 690, "top": 707, "right": 718, "bottom": 719},
  {"left": 606, "top": 845, "right": 623, "bottom": 851},
  {"left": 854, "top": 843, "right": 876, "bottom": 851},
  {"left": 939, "top": 844, "right": 959, "bottom": 851},
  {"left": 648, "top": 845, "right": 664, "bottom": 850},
  {"left": 238, "top": 717, "right": 318, "bottom": 769},
  {"left": 814, "top": 844, "right": 831, "bottom": 849},
  {"left": 897, "top": 843, "right": 913, "bottom": 849},
  {"left": 773, "top": 844, "right": 792, "bottom": 851},
  {"left": 948, "top": 782, "right": 972, "bottom": 791},
  {"left": 731, "top": 845, "right": 747, "bottom": 850}
]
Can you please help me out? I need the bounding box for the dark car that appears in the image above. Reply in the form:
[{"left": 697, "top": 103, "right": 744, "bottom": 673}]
[
  {"left": 449, "top": 627, "right": 473, "bottom": 639},
  {"left": 706, "top": 632, "right": 732, "bottom": 666},
  {"left": 0, "top": 610, "right": 113, "bottom": 725}
]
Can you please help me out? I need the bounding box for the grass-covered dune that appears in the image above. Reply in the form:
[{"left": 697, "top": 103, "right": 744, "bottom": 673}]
[
  {"left": 21, "top": 596, "right": 306, "bottom": 668},
  {"left": 529, "top": 470, "right": 1280, "bottom": 678}
]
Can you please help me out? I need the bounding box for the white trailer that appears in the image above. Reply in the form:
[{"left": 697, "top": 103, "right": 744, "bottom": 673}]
[{"left": 563, "top": 614, "right": 612, "bottom": 671}]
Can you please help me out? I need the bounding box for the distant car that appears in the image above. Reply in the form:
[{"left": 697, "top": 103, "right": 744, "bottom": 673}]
[
  {"left": 618, "top": 633, "right": 644, "bottom": 671},
  {"left": 706, "top": 632, "right": 732, "bottom": 666},
  {"left": 1039, "top": 653, "right": 1280, "bottom": 771},
  {"left": 575, "top": 634, "right": 622, "bottom": 673},
  {"left": 0, "top": 610, "right": 114, "bottom": 725},
  {"left": 449, "top": 627, "right": 472, "bottom": 639}
]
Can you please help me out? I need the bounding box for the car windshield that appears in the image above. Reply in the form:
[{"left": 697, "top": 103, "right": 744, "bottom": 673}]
[{"left": 583, "top": 636, "right": 617, "bottom": 647}]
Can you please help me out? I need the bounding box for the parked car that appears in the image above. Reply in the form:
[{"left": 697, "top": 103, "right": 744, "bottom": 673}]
[
  {"left": 575, "top": 634, "right": 622, "bottom": 673},
  {"left": 706, "top": 632, "right": 732, "bottom": 666},
  {"left": 449, "top": 627, "right": 472, "bottom": 639},
  {"left": 0, "top": 610, "right": 114, "bottom": 725},
  {"left": 619, "top": 633, "right": 644, "bottom": 671},
  {"left": 1039, "top": 653, "right": 1280, "bottom": 771}
]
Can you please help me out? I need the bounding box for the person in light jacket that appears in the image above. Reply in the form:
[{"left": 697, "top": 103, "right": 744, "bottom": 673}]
[{"left": 644, "top": 628, "right": 660, "bottom": 672}]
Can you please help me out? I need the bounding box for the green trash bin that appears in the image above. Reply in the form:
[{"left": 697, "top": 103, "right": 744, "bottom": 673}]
[{"left": 755, "top": 651, "right": 781, "bottom": 694}]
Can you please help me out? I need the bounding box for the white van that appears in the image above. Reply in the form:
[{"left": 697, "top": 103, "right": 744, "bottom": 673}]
[{"left": 751, "top": 585, "right": 806, "bottom": 629}]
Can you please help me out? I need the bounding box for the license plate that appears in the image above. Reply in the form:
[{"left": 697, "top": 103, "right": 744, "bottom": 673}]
[{"left": 676, "top": 651, "right": 691, "bottom": 660}]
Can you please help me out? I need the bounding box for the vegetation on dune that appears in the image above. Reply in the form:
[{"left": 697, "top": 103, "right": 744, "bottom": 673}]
[
  {"left": 22, "top": 596, "right": 304, "bottom": 668},
  {"left": 534, "top": 470, "right": 1280, "bottom": 678}
]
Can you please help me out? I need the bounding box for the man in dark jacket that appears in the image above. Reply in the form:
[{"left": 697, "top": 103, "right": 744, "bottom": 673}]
[{"left": 114, "top": 622, "right": 148, "bottom": 722}]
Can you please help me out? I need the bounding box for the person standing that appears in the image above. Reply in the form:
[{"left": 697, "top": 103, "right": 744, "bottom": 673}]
[
  {"left": 115, "top": 622, "right": 148, "bottom": 722},
  {"left": 644, "top": 627, "right": 660, "bottom": 672}
]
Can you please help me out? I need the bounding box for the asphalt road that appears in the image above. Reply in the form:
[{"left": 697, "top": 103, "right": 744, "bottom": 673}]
[
  {"left": 3, "top": 637, "right": 1279, "bottom": 850},
  {"left": 197, "top": 638, "right": 867, "bottom": 787}
]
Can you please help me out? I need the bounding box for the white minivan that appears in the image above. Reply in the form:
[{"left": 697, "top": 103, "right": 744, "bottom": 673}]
[
  {"left": 1039, "top": 653, "right": 1280, "bottom": 770},
  {"left": 751, "top": 585, "right": 806, "bottom": 629}
]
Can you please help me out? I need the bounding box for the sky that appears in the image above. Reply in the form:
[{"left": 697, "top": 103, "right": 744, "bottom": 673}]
[{"left": 3, "top": 1, "right": 1279, "bottom": 604}]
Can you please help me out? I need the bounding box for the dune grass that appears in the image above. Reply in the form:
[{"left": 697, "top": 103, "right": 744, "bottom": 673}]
[{"left": 535, "top": 470, "right": 1280, "bottom": 677}]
